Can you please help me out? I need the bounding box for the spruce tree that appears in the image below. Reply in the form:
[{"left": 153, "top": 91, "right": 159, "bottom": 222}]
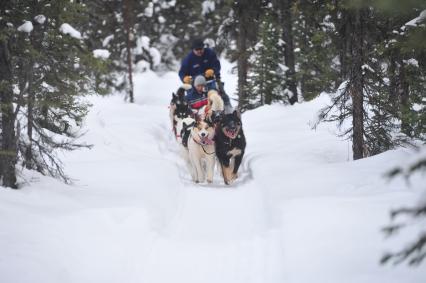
[
  {"left": 0, "top": 0, "right": 108, "bottom": 184},
  {"left": 248, "top": 5, "right": 284, "bottom": 108},
  {"left": 292, "top": 0, "right": 339, "bottom": 101}
]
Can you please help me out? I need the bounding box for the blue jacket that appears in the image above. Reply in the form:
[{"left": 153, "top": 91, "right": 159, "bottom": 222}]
[
  {"left": 179, "top": 48, "right": 221, "bottom": 82},
  {"left": 185, "top": 88, "right": 208, "bottom": 110}
]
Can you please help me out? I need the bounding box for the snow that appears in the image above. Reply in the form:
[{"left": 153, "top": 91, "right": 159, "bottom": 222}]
[
  {"left": 93, "top": 49, "right": 111, "bottom": 59},
  {"left": 133, "top": 36, "right": 161, "bottom": 68},
  {"left": 34, "top": 15, "right": 46, "bottom": 24},
  {"left": 41, "top": 81, "right": 57, "bottom": 93},
  {"left": 362, "top": 64, "right": 375, "bottom": 73},
  {"left": 202, "top": 0, "right": 215, "bottom": 15},
  {"left": 17, "top": 21, "right": 33, "bottom": 33},
  {"left": 102, "top": 34, "right": 114, "bottom": 47},
  {"left": 158, "top": 16, "right": 166, "bottom": 24},
  {"left": 404, "top": 9, "right": 426, "bottom": 27},
  {"left": 161, "top": 0, "right": 176, "bottom": 8},
  {"left": 144, "top": 2, "right": 154, "bottom": 17},
  {"left": 149, "top": 47, "right": 161, "bottom": 66},
  {"left": 134, "top": 36, "right": 151, "bottom": 55},
  {"left": 13, "top": 84, "right": 20, "bottom": 95},
  {"left": 403, "top": 58, "right": 419, "bottom": 68},
  {"left": 1, "top": 60, "right": 425, "bottom": 283},
  {"left": 59, "top": 23, "right": 82, "bottom": 39}
]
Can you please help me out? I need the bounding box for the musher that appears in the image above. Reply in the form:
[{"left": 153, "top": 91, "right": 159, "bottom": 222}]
[{"left": 179, "top": 38, "right": 232, "bottom": 112}]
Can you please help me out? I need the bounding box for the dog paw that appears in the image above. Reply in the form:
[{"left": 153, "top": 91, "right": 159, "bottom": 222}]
[{"left": 207, "top": 179, "right": 213, "bottom": 184}]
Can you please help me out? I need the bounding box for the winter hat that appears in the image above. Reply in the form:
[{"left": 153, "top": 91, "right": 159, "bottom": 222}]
[
  {"left": 194, "top": 75, "right": 206, "bottom": 86},
  {"left": 191, "top": 38, "right": 204, "bottom": 49}
]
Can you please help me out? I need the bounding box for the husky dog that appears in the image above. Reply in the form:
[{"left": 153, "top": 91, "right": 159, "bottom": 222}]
[
  {"left": 193, "top": 89, "right": 224, "bottom": 123},
  {"left": 206, "top": 89, "right": 224, "bottom": 122},
  {"left": 178, "top": 117, "right": 195, "bottom": 148},
  {"left": 215, "top": 110, "right": 246, "bottom": 185},
  {"left": 170, "top": 87, "right": 192, "bottom": 142},
  {"left": 187, "top": 119, "right": 216, "bottom": 183}
]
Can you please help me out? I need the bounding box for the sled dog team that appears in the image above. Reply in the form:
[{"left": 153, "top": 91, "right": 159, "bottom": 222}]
[
  {"left": 170, "top": 86, "right": 246, "bottom": 185},
  {"left": 172, "top": 38, "right": 246, "bottom": 185}
]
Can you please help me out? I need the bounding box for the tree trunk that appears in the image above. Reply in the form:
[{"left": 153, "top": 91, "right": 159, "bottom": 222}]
[
  {"left": 235, "top": 1, "right": 249, "bottom": 110},
  {"left": 398, "top": 58, "right": 410, "bottom": 136},
  {"left": 25, "top": 57, "right": 34, "bottom": 169},
  {"left": 339, "top": 12, "right": 352, "bottom": 82},
  {"left": 350, "top": 8, "right": 365, "bottom": 160},
  {"left": 0, "top": 38, "right": 17, "bottom": 188},
  {"left": 388, "top": 51, "right": 398, "bottom": 105},
  {"left": 279, "top": 0, "right": 298, "bottom": 104},
  {"left": 123, "top": 0, "right": 134, "bottom": 103}
]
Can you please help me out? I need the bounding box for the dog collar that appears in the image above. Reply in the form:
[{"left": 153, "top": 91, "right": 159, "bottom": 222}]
[{"left": 192, "top": 137, "right": 215, "bottom": 155}]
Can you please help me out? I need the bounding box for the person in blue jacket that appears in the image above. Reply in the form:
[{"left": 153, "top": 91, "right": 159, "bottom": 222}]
[
  {"left": 179, "top": 39, "right": 232, "bottom": 111},
  {"left": 179, "top": 39, "right": 221, "bottom": 84}
]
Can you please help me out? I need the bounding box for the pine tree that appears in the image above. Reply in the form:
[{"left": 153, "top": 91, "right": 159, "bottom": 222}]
[
  {"left": 382, "top": 156, "right": 426, "bottom": 266},
  {"left": 314, "top": 0, "right": 425, "bottom": 159},
  {"left": 292, "top": 0, "right": 339, "bottom": 101},
  {"left": 248, "top": 5, "right": 284, "bottom": 107},
  {"left": 232, "top": 0, "right": 263, "bottom": 111},
  {"left": 0, "top": 0, "right": 108, "bottom": 184},
  {"left": 0, "top": 0, "right": 28, "bottom": 188},
  {"left": 275, "top": 0, "right": 298, "bottom": 104}
]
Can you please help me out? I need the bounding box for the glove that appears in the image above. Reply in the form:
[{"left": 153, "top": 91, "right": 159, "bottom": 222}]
[
  {"left": 205, "top": 69, "right": 215, "bottom": 78},
  {"left": 183, "top": 75, "right": 192, "bottom": 84}
]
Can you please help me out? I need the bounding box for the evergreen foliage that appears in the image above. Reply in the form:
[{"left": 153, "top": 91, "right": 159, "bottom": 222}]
[
  {"left": 382, "top": 156, "right": 426, "bottom": 266},
  {"left": 292, "top": 1, "right": 339, "bottom": 101},
  {"left": 314, "top": 1, "right": 426, "bottom": 159},
  {"left": 0, "top": 0, "right": 108, "bottom": 185},
  {"left": 247, "top": 5, "right": 284, "bottom": 108}
]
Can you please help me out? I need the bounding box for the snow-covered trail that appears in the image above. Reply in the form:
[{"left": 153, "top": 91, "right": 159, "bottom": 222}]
[
  {"left": 142, "top": 136, "right": 285, "bottom": 283},
  {"left": 1, "top": 62, "right": 426, "bottom": 283},
  {"left": 62, "top": 93, "right": 286, "bottom": 282}
]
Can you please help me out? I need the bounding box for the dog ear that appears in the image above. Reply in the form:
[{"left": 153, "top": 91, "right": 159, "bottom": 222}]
[
  {"left": 177, "top": 87, "right": 185, "bottom": 97},
  {"left": 212, "top": 111, "right": 223, "bottom": 123},
  {"left": 172, "top": 92, "right": 178, "bottom": 98},
  {"left": 194, "top": 113, "right": 202, "bottom": 122},
  {"left": 232, "top": 109, "right": 241, "bottom": 119},
  {"left": 205, "top": 118, "right": 214, "bottom": 127}
]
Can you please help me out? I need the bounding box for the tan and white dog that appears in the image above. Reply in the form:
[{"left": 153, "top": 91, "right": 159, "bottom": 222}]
[
  {"left": 206, "top": 89, "right": 224, "bottom": 121},
  {"left": 187, "top": 119, "right": 216, "bottom": 183}
]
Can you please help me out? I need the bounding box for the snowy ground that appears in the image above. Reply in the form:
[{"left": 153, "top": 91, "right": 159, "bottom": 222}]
[{"left": 1, "top": 61, "right": 425, "bottom": 283}]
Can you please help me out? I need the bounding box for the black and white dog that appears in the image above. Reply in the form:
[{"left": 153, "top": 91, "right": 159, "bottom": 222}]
[
  {"left": 215, "top": 110, "right": 246, "bottom": 185},
  {"left": 170, "top": 87, "right": 192, "bottom": 143}
]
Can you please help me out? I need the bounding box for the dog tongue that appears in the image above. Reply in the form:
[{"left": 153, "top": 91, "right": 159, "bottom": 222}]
[
  {"left": 201, "top": 136, "right": 213, "bottom": 145},
  {"left": 226, "top": 129, "right": 236, "bottom": 138}
]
